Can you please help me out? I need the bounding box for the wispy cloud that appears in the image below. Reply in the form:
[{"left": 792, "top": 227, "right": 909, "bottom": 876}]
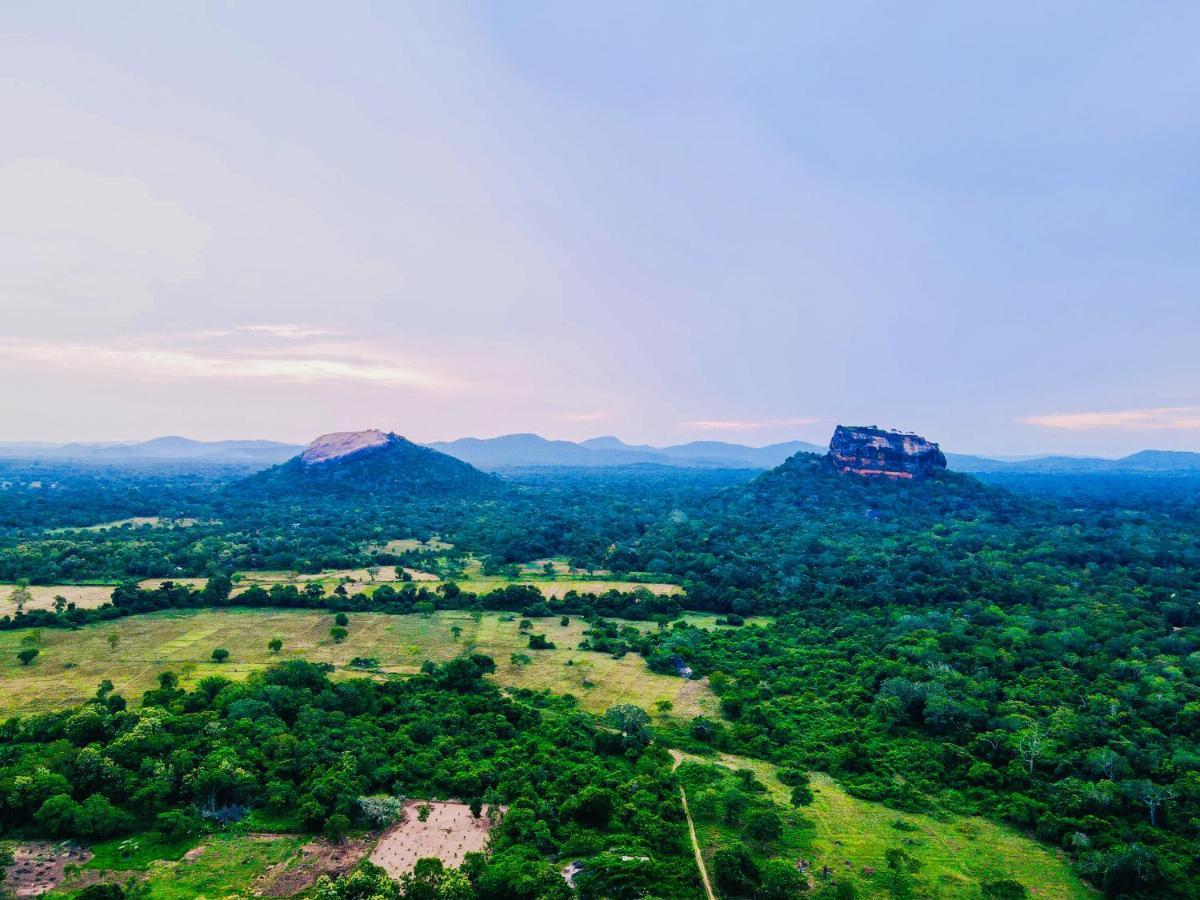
[
  {"left": 236, "top": 324, "right": 341, "bottom": 339},
  {"left": 0, "top": 331, "right": 445, "bottom": 389},
  {"left": 1023, "top": 407, "right": 1200, "bottom": 430},
  {"left": 682, "top": 417, "right": 819, "bottom": 431}
]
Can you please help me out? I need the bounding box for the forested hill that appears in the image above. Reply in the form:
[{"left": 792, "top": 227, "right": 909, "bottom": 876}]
[
  {"left": 627, "top": 455, "right": 1200, "bottom": 894},
  {"left": 235, "top": 432, "right": 500, "bottom": 501},
  {"left": 627, "top": 450, "right": 1199, "bottom": 619}
]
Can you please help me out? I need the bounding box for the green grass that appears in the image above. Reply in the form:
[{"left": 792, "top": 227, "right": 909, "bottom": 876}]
[
  {"left": 68, "top": 832, "right": 303, "bottom": 900},
  {"left": 137, "top": 559, "right": 683, "bottom": 598},
  {"left": 0, "top": 608, "right": 755, "bottom": 718},
  {"left": 83, "top": 831, "right": 199, "bottom": 871},
  {"left": 139, "top": 833, "right": 303, "bottom": 900},
  {"left": 675, "top": 750, "right": 1096, "bottom": 899}
]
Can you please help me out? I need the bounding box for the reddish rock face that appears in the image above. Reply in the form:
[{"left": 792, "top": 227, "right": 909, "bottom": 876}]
[
  {"left": 827, "top": 425, "right": 947, "bottom": 480},
  {"left": 300, "top": 429, "right": 392, "bottom": 466}
]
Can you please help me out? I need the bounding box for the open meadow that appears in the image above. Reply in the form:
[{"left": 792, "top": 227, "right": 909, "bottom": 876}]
[
  {"left": 674, "top": 750, "right": 1096, "bottom": 899},
  {"left": 0, "top": 583, "right": 116, "bottom": 616},
  {"left": 0, "top": 608, "right": 737, "bottom": 718}
]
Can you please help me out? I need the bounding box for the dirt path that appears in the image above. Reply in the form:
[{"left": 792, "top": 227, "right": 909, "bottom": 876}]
[{"left": 670, "top": 750, "right": 717, "bottom": 900}]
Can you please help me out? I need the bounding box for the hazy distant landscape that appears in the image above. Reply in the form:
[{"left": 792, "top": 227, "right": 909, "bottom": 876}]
[{"left": 3, "top": 2, "right": 1198, "bottom": 898}]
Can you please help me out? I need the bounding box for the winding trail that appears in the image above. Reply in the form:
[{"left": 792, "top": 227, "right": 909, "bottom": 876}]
[{"left": 670, "top": 749, "right": 717, "bottom": 900}]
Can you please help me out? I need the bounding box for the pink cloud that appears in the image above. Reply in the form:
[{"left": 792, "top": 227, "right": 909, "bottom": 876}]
[{"left": 1022, "top": 407, "right": 1200, "bottom": 430}]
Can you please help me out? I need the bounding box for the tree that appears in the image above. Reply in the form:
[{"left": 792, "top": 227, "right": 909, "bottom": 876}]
[
  {"left": 450, "top": 625, "right": 463, "bottom": 640},
  {"left": 334, "top": 612, "right": 349, "bottom": 627},
  {"left": 53, "top": 594, "right": 68, "bottom": 615},
  {"left": 1123, "top": 780, "right": 1178, "bottom": 827},
  {"left": 604, "top": 704, "right": 652, "bottom": 748},
  {"left": 330, "top": 626, "right": 348, "bottom": 643},
  {"left": 366, "top": 565, "right": 380, "bottom": 583},
  {"left": 746, "top": 808, "right": 783, "bottom": 843},
  {"left": 10, "top": 579, "right": 31, "bottom": 613},
  {"left": 654, "top": 699, "right": 674, "bottom": 716},
  {"left": 757, "top": 859, "right": 807, "bottom": 898},
  {"left": 18, "top": 647, "right": 39, "bottom": 665},
  {"left": 509, "top": 653, "right": 531, "bottom": 668},
  {"left": 711, "top": 844, "right": 760, "bottom": 897},
  {"left": 1016, "top": 723, "right": 1046, "bottom": 774},
  {"left": 323, "top": 813, "right": 350, "bottom": 842},
  {"left": 268, "top": 638, "right": 283, "bottom": 654},
  {"left": 107, "top": 633, "right": 120, "bottom": 653},
  {"left": 211, "top": 648, "right": 230, "bottom": 663},
  {"left": 417, "top": 803, "right": 431, "bottom": 822},
  {"left": 560, "top": 615, "right": 570, "bottom": 626}
]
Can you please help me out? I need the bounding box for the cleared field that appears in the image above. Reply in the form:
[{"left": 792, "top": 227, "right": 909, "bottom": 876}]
[
  {"left": 0, "top": 583, "right": 116, "bottom": 617},
  {"left": 453, "top": 577, "right": 681, "bottom": 597},
  {"left": 0, "top": 608, "right": 727, "bottom": 718},
  {"left": 48, "top": 516, "right": 199, "bottom": 533},
  {"left": 675, "top": 750, "right": 1096, "bottom": 899},
  {"left": 370, "top": 801, "right": 499, "bottom": 877},
  {"left": 379, "top": 537, "right": 453, "bottom": 552},
  {"left": 136, "top": 566, "right": 679, "bottom": 598}
]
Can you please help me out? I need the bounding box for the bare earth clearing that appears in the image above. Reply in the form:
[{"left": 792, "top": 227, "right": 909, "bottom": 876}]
[
  {"left": 1, "top": 842, "right": 93, "bottom": 897},
  {"left": 255, "top": 836, "right": 371, "bottom": 896},
  {"left": 370, "top": 801, "right": 500, "bottom": 877}
]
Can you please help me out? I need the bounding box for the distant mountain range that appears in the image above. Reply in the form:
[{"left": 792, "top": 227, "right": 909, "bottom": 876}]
[
  {"left": 427, "top": 433, "right": 826, "bottom": 470},
  {"left": 0, "top": 436, "right": 303, "bottom": 464},
  {"left": 2, "top": 432, "right": 1199, "bottom": 475},
  {"left": 947, "top": 449, "right": 1200, "bottom": 475}
]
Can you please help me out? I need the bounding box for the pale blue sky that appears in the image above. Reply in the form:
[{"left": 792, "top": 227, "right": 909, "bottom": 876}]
[{"left": 2, "top": 2, "right": 1197, "bottom": 454}]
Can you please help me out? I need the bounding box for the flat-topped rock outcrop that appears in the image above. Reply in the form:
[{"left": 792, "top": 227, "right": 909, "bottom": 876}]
[
  {"left": 828, "top": 425, "right": 946, "bottom": 480},
  {"left": 300, "top": 429, "right": 392, "bottom": 466}
]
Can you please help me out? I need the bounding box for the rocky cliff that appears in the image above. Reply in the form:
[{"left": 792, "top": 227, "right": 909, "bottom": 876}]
[
  {"left": 828, "top": 425, "right": 947, "bottom": 480},
  {"left": 300, "top": 429, "right": 392, "bottom": 466}
]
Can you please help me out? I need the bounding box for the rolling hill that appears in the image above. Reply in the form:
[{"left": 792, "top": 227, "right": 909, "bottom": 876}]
[{"left": 239, "top": 429, "right": 498, "bottom": 498}]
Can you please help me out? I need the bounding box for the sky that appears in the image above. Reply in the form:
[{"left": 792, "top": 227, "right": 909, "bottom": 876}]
[{"left": 1, "top": 2, "right": 1197, "bottom": 456}]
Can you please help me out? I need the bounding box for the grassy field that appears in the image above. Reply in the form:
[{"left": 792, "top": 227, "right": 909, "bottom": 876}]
[
  {"left": 47, "top": 516, "right": 199, "bottom": 533},
  {"left": 131, "top": 557, "right": 680, "bottom": 597},
  {"left": 44, "top": 832, "right": 305, "bottom": 899},
  {"left": 675, "top": 750, "right": 1096, "bottom": 899},
  {"left": 0, "top": 608, "right": 741, "bottom": 718},
  {"left": 0, "top": 583, "right": 116, "bottom": 616}
]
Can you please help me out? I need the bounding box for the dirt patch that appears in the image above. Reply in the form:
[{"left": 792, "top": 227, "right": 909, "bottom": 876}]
[
  {"left": 255, "top": 837, "right": 370, "bottom": 897},
  {"left": 369, "top": 800, "right": 501, "bottom": 878},
  {"left": 1, "top": 842, "right": 93, "bottom": 897}
]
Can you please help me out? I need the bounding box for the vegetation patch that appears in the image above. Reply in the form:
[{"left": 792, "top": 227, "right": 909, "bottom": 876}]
[
  {"left": 0, "top": 608, "right": 727, "bottom": 717},
  {"left": 674, "top": 750, "right": 1096, "bottom": 899}
]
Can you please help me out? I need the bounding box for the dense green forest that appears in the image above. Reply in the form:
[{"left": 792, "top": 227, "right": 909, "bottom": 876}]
[
  {"left": 0, "top": 657, "right": 700, "bottom": 898},
  {"left": 1, "top": 453, "right": 1198, "bottom": 896}
]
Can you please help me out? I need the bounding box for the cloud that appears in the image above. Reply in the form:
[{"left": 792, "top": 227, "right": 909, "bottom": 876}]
[
  {"left": 0, "top": 331, "right": 446, "bottom": 389},
  {"left": 681, "top": 417, "right": 819, "bottom": 430},
  {"left": 1022, "top": 407, "right": 1200, "bottom": 430},
  {"left": 237, "top": 324, "right": 342, "bottom": 340},
  {"left": 557, "top": 410, "right": 609, "bottom": 423}
]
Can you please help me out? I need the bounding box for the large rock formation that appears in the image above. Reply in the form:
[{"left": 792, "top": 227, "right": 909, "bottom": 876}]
[
  {"left": 300, "top": 429, "right": 392, "bottom": 466},
  {"left": 827, "top": 425, "right": 947, "bottom": 480},
  {"left": 240, "top": 428, "right": 498, "bottom": 498}
]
